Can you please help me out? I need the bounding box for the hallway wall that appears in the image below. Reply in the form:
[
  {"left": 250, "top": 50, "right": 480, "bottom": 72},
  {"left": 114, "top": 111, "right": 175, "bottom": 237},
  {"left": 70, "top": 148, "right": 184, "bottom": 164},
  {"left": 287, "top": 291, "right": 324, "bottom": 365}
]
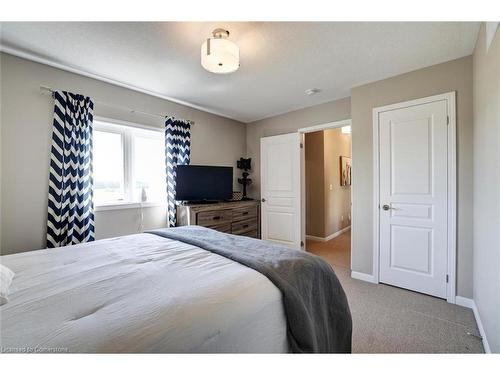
[
  {"left": 305, "top": 131, "right": 325, "bottom": 237},
  {"left": 324, "top": 128, "right": 352, "bottom": 236},
  {"left": 305, "top": 128, "right": 351, "bottom": 238}
]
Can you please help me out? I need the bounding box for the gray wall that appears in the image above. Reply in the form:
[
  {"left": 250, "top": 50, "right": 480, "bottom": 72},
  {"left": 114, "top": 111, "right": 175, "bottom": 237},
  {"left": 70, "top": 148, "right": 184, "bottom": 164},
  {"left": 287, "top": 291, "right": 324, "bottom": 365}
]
[
  {"left": 350, "top": 56, "right": 474, "bottom": 298},
  {"left": 246, "top": 97, "right": 351, "bottom": 198},
  {"left": 472, "top": 23, "right": 500, "bottom": 352},
  {"left": 0, "top": 53, "right": 246, "bottom": 255}
]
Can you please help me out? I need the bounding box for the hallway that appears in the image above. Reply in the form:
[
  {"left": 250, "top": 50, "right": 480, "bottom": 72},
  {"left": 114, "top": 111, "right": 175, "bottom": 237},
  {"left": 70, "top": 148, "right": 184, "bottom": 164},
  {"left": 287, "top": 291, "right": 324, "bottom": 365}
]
[{"left": 306, "top": 228, "right": 351, "bottom": 269}]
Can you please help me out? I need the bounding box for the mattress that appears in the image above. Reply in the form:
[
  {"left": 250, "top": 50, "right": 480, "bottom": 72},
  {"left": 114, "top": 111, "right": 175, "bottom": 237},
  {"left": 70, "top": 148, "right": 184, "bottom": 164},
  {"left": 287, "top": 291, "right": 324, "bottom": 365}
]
[{"left": 0, "top": 234, "right": 288, "bottom": 353}]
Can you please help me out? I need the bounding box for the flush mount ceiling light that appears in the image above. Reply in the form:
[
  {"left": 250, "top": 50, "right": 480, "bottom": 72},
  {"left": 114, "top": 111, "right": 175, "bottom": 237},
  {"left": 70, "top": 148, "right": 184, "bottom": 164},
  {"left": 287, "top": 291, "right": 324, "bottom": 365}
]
[{"left": 201, "top": 28, "right": 240, "bottom": 74}]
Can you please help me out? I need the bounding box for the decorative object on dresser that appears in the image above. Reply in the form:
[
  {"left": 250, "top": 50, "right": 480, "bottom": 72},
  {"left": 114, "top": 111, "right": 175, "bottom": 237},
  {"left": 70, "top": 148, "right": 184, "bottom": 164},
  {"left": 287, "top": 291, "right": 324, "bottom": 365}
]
[
  {"left": 176, "top": 200, "right": 260, "bottom": 239},
  {"left": 237, "top": 157, "right": 253, "bottom": 200},
  {"left": 231, "top": 191, "right": 243, "bottom": 201}
]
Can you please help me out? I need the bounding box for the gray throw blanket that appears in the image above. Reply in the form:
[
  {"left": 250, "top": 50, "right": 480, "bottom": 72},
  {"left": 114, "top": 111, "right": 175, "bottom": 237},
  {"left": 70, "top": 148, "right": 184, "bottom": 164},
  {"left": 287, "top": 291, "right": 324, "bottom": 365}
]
[{"left": 147, "top": 226, "right": 352, "bottom": 353}]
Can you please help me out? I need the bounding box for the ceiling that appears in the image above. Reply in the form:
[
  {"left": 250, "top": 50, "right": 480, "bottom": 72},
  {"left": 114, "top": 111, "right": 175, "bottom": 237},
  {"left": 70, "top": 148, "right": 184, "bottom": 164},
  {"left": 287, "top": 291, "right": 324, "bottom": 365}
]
[{"left": 0, "top": 22, "right": 480, "bottom": 123}]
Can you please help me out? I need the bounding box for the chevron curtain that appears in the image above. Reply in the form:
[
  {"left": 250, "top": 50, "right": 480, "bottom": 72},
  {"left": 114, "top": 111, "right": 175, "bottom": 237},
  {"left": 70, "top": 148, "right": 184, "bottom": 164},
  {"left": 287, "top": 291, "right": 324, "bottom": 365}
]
[
  {"left": 47, "top": 91, "right": 95, "bottom": 248},
  {"left": 165, "top": 117, "right": 191, "bottom": 227}
]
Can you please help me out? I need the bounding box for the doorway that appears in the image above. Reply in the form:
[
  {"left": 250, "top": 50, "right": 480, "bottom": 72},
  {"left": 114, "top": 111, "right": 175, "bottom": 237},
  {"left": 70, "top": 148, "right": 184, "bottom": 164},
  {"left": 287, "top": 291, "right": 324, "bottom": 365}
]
[{"left": 299, "top": 120, "right": 352, "bottom": 270}]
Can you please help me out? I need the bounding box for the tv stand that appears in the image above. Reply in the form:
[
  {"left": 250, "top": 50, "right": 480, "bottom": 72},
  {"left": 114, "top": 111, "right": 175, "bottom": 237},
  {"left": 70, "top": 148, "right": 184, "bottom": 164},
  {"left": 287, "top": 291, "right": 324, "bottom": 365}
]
[{"left": 176, "top": 200, "right": 260, "bottom": 239}]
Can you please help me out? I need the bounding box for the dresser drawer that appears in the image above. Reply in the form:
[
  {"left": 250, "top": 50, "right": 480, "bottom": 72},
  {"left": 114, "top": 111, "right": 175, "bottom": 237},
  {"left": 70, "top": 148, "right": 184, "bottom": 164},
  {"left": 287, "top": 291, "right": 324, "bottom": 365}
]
[
  {"left": 232, "top": 205, "right": 258, "bottom": 222},
  {"left": 206, "top": 222, "right": 232, "bottom": 233},
  {"left": 197, "top": 210, "right": 232, "bottom": 226},
  {"left": 231, "top": 217, "right": 258, "bottom": 235},
  {"left": 239, "top": 229, "right": 259, "bottom": 239}
]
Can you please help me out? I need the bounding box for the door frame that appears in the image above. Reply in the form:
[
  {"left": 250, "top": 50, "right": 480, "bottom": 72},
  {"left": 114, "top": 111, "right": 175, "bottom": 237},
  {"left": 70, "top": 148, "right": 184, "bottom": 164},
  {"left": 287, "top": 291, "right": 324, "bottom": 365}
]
[
  {"left": 298, "top": 119, "right": 353, "bottom": 261},
  {"left": 372, "top": 92, "right": 457, "bottom": 303}
]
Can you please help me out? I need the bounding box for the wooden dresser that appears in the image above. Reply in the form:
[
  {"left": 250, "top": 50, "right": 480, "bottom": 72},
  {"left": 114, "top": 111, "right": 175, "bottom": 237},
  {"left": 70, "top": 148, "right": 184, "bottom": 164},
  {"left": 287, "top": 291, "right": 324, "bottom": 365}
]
[{"left": 176, "top": 200, "right": 260, "bottom": 239}]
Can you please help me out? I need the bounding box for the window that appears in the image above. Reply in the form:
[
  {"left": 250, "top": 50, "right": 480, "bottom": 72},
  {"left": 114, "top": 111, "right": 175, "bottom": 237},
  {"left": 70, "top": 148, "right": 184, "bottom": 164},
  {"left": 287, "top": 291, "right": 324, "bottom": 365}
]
[
  {"left": 93, "top": 121, "right": 166, "bottom": 208},
  {"left": 93, "top": 130, "right": 125, "bottom": 203}
]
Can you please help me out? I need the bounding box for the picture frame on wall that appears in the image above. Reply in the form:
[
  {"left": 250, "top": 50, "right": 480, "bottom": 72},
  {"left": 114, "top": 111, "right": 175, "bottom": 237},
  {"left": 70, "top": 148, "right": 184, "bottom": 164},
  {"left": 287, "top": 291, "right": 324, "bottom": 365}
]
[{"left": 340, "top": 156, "right": 352, "bottom": 186}]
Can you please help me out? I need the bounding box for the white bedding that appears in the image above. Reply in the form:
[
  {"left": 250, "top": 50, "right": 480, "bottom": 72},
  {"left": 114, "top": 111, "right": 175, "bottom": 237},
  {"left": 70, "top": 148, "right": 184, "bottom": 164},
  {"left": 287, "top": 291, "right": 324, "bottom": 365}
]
[{"left": 0, "top": 233, "right": 288, "bottom": 353}]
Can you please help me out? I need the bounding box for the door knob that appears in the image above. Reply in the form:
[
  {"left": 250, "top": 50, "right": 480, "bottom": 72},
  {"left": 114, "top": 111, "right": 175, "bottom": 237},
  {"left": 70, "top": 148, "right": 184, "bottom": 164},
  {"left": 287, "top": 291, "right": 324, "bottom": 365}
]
[
  {"left": 382, "top": 204, "right": 391, "bottom": 211},
  {"left": 261, "top": 198, "right": 266, "bottom": 203}
]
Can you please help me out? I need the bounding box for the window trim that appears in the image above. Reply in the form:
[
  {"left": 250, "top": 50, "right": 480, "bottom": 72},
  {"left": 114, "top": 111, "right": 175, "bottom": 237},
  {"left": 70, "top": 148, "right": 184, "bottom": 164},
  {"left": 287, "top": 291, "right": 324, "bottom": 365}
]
[
  {"left": 93, "top": 118, "right": 166, "bottom": 210},
  {"left": 94, "top": 201, "right": 163, "bottom": 212},
  {"left": 94, "top": 116, "right": 164, "bottom": 133}
]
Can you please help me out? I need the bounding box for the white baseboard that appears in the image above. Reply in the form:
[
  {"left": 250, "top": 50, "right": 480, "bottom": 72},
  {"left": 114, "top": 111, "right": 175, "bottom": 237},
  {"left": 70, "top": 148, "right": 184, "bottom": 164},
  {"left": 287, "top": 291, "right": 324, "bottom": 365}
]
[
  {"left": 325, "top": 226, "right": 351, "bottom": 241},
  {"left": 306, "top": 235, "right": 326, "bottom": 242},
  {"left": 351, "top": 271, "right": 377, "bottom": 284},
  {"left": 455, "top": 296, "right": 474, "bottom": 309},
  {"left": 306, "top": 225, "right": 351, "bottom": 242},
  {"left": 455, "top": 296, "right": 491, "bottom": 353}
]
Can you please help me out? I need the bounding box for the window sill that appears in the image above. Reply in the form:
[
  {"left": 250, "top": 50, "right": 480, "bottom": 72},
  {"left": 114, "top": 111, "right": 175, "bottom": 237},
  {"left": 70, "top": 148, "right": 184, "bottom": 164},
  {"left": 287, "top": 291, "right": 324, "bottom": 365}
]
[{"left": 94, "top": 202, "right": 166, "bottom": 212}]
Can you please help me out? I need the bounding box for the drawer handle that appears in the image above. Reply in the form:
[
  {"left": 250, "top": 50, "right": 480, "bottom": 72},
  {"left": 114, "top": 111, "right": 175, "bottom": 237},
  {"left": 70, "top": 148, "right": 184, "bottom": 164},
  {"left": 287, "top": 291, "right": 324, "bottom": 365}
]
[
  {"left": 212, "top": 216, "right": 221, "bottom": 220},
  {"left": 243, "top": 224, "right": 249, "bottom": 228},
  {"left": 242, "top": 212, "right": 248, "bottom": 215}
]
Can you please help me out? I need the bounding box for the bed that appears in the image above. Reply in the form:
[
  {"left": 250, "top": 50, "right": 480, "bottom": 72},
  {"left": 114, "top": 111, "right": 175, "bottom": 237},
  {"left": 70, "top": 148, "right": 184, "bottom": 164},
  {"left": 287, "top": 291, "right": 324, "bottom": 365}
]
[{"left": 0, "top": 226, "right": 351, "bottom": 353}]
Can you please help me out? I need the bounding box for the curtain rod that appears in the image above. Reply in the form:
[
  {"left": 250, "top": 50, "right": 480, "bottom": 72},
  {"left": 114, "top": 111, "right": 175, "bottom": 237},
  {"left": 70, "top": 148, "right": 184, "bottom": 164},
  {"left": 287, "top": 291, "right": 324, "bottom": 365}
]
[{"left": 39, "top": 86, "right": 194, "bottom": 125}]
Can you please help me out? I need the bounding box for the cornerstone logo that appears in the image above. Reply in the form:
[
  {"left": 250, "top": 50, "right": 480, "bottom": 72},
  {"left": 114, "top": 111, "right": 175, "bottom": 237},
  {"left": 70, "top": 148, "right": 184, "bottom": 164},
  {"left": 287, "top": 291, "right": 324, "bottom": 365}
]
[{"left": 1, "top": 346, "right": 69, "bottom": 353}]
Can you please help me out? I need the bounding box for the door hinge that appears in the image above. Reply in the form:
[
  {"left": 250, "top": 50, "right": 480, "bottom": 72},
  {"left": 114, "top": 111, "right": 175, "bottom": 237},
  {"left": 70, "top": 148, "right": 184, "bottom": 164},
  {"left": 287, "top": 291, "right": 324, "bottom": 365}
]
[
  {"left": 447, "top": 116, "right": 450, "bottom": 125},
  {"left": 446, "top": 274, "right": 449, "bottom": 283},
  {"left": 300, "top": 143, "right": 304, "bottom": 149},
  {"left": 300, "top": 241, "right": 304, "bottom": 247}
]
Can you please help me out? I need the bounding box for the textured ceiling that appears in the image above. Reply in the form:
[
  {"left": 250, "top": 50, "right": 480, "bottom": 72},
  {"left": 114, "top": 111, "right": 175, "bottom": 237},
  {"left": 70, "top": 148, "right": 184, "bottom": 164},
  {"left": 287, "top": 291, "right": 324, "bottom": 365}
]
[{"left": 0, "top": 22, "right": 480, "bottom": 122}]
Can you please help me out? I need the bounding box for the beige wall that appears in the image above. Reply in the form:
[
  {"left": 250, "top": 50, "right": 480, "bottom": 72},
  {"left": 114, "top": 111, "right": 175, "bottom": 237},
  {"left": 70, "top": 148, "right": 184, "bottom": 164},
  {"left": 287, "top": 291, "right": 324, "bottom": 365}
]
[
  {"left": 350, "top": 56, "right": 474, "bottom": 298},
  {"left": 305, "top": 131, "right": 325, "bottom": 237},
  {"left": 246, "top": 97, "right": 351, "bottom": 198},
  {"left": 472, "top": 23, "right": 500, "bottom": 352},
  {"left": 305, "top": 128, "right": 351, "bottom": 239},
  {"left": 323, "top": 128, "right": 351, "bottom": 236},
  {"left": 0, "top": 53, "right": 246, "bottom": 255}
]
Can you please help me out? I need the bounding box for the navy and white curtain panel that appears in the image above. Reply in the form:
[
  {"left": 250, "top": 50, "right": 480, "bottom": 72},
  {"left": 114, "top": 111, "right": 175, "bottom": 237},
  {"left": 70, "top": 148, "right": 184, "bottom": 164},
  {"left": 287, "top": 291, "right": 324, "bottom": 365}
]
[
  {"left": 47, "top": 91, "right": 95, "bottom": 248},
  {"left": 165, "top": 117, "right": 191, "bottom": 227}
]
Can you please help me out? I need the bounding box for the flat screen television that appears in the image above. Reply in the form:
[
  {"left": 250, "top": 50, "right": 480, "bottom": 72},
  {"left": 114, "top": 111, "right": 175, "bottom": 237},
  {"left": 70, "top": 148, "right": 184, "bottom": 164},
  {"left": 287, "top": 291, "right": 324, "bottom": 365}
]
[{"left": 175, "top": 165, "right": 233, "bottom": 202}]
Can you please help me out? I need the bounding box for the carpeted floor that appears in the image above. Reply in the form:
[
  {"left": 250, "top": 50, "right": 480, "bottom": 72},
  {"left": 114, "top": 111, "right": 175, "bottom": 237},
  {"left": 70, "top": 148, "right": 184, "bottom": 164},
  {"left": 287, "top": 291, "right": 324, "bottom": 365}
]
[{"left": 306, "top": 230, "right": 484, "bottom": 353}]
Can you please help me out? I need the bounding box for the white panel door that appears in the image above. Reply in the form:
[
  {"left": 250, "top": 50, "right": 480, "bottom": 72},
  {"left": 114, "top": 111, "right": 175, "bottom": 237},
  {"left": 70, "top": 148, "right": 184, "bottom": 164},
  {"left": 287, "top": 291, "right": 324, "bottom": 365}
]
[
  {"left": 261, "top": 133, "right": 301, "bottom": 249},
  {"left": 378, "top": 99, "right": 448, "bottom": 298}
]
